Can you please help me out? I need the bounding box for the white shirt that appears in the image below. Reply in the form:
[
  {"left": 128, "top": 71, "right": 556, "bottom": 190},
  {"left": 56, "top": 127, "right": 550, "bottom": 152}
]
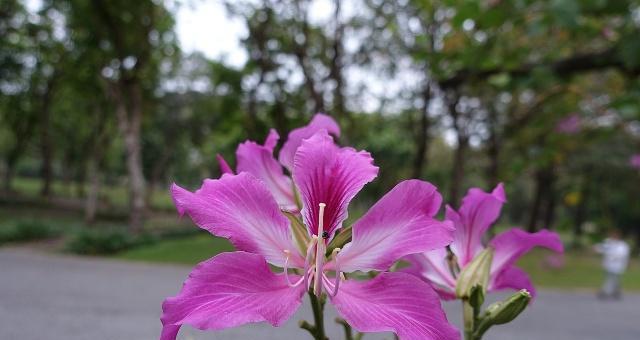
[{"left": 596, "top": 239, "right": 630, "bottom": 274}]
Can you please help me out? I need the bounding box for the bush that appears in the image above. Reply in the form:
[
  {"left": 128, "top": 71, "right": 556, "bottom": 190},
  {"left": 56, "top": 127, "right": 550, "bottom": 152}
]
[
  {"left": 0, "top": 220, "right": 60, "bottom": 245},
  {"left": 66, "top": 228, "right": 156, "bottom": 255}
]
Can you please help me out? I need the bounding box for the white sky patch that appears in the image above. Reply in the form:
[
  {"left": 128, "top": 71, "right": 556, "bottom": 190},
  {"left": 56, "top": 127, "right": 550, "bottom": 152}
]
[{"left": 175, "top": 0, "right": 248, "bottom": 68}]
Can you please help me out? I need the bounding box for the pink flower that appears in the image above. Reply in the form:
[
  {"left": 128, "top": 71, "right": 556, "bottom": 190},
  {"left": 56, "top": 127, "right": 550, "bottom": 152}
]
[
  {"left": 404, "top": 184, "right": 564, "bottom": 300},
  {"left": 216, "top": 113, "right": 340, "bottom": 212},
  {"left": 629, "top": 154, "right": 640, "bottom": 169},
  {"left": 554, "top": 114, "right": 581, "bottom": 134},
  {"left": 161, "top": 130, "right": 459, "bottom": 340}
]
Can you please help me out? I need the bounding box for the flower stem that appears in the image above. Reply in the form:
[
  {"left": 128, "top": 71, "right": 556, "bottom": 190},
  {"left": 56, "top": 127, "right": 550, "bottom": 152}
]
[
  {"left": 462, "top": 299, "right": 478, "bottom": 340},
  {"left": 301, "top": 291, "right": 327, "bottom": 340}
]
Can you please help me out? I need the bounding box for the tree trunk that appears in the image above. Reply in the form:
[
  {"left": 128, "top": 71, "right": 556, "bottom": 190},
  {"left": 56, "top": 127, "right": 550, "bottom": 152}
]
[
  {"left": 411, "top": 82, "right": 431, "bottom": 179},
  {"left": 542, "top": 171, "right": 557, "bottom": 229},
  {"left": 85, "top": 158, "right": 101, "bottom": 225},
  {"left": 572, "top": 170, "right": 592, "bottom": 247},
  {"left": 113, "top": 83, "right": 146, "bottom": 232},
  {"left": 486, "top": 109, "right": 500, "bottom": 188},
  {"left": 449, "top": 136, "right": 468, "bottom": 205},
  {"left": 39, "top": 75, "right": 57, "bottom": 198}
]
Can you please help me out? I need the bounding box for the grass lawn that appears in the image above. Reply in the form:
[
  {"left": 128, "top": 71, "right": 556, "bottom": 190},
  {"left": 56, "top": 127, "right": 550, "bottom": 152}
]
[
  {"left": 117, "top": 236, "right": 640, "bottom": 292},
  {"left": 116, "top": 234, "right": 234, "bottom": 264}
]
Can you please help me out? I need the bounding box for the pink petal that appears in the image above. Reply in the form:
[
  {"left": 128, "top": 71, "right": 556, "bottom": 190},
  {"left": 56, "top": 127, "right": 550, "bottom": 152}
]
[
  {"left": 293, "top": 130, "right": 378, "bottom": 237},
  {"left": 160, "top": 252, "right": 305, "bottom": 340},
  {"left": 337, "top": 180, "right": 454, "bottom": 272},
  {"left": 171, "top": 173, "right": 303, "bottom": 267},
  {"left": 448, "top": 183, "right": 506, "bottom": 266},
  {"left": 236, "top": 131, "right": 298, "bottom": 212},
  {"left": 216, "top": 154, "right": 234, "bottom": 175},
  {"left": 330, "top": 272, "right": 460, "bottom": 340},
  {"left": 263, "top": 128, "right": 279, "bottom": 151},
  {"left": 402, "top": 250, "right": 457, "bottom": 300},
  {"left": 489, "top": 266, "right": 537, "bottom": 300},
  {"left": 489, "top": 228, "right": 564, "bottom": 280},
  {"left": 279, "top": 113, "right": 341, "bottom": 171}
]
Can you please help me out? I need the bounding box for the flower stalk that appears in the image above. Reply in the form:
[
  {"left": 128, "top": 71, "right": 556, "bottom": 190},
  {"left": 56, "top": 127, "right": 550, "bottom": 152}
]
[{"left": 300, "top": 291, "right": 328, "bottom": 340}]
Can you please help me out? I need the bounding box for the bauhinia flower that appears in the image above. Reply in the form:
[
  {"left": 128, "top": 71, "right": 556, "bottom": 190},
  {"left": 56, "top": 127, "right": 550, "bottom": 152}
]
[
  {"left": 161, "top": 130, "right": 459, "bottom": 340},
  {"left": 404, "top": 183, "right": 564, "bottom": 300},
  {"left": 216, "top": 113, "right": 340, "bottom": 212}
]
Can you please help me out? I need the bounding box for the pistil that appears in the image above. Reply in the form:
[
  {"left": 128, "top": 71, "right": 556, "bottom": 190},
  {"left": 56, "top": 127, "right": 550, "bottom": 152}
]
[{"left": 314, "top": 203, "right": 327, "bottom": 296}]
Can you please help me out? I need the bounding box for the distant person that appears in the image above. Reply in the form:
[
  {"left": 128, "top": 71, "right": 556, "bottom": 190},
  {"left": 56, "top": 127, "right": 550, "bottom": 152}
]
[{"left": 594, "top": 229, "right": 630, "bottom": 300}]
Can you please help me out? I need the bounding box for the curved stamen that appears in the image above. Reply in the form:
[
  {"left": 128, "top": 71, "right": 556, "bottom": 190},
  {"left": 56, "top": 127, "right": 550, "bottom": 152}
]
[
  {"left": 282, "top": 250, "right": 307, "bottom": 287},
  {"left": 327, "top": 248, "right": 342, "bottom": 297},
  {"left": 314, "top": 203, "right": 327, "bottom": 296},
  {"left": 303, "top": 236, "right": 318, "bottom": 291}
]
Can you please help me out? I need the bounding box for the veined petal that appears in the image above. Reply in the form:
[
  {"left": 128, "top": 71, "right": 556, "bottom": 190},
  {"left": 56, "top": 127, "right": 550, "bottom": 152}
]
[
  {"left": 160, "top": 252, "right": 305, "bottom": 340},
  {"left": 330, "top": 272, "right": 460, "bottom": 340},
  {"left": 489, "top": 229, "right": 563, "bottom": 280},
  {"left": 449, "top": 183, "right": 506, "bottom": 266},
  {"left": 293, "top": 130, "right": 378, "bottom": 236},
  {"left": 402, "top": 250, "right": 457, "bottom": 300},
  {"left": 171, "top": 173, "right": 303, "bottom": 267},
  {"left": 279, "top": 113, "right": 341, "bottom": 171},
  {"left": 489, "top": 266, "right": 537, "bottom": 300},
  {"left": 337, "top": 180, "right": 454, "bottom": 272},
  {"left": 216, "top": 154, "right": 234, "bottom": 175},
  {"left": 236, "top": 131, "right": 298, "bottom": 212}
]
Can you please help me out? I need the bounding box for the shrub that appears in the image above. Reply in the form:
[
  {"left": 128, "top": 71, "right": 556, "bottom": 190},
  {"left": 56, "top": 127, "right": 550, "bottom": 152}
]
[
  {"left": 0, "top": 220, "right": 60, "bottom": 245},
  {"left": 66, "top": 228, "right": 156, "bottom": 255}
]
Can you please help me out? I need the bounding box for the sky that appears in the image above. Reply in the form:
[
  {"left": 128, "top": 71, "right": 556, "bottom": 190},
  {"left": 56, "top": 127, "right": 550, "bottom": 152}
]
[{"left": 175, "top": 0, "right": 248, "bottom": 68}]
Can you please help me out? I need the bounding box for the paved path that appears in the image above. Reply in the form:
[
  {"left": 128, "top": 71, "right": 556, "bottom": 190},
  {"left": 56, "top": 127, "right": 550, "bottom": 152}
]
[{"left": 1, "top": 247, "right": 638, "bottom": 340}]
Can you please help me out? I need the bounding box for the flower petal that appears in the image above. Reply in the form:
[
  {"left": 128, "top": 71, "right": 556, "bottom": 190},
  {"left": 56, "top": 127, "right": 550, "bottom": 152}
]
[
  {"left": 337, "top": 180, "right": 454, "bottom": 272},
  {"left": 171, "top": 173, "right": 303, "bottom": 267},
  {"left": 236, "top": 131, "right": 298, "bottom": 212},
  {"left": 293, "top": 130, "right": 378, "bottom": 236},
  {"left": 279, "top": 113, "right": 341, "bottom": 171},
  {"left": 402, "top": 250, "right": 457, "bottom": 300},
  {"left": 489, "top": 228, "right": 564, "bottom": 280},
  {"left": 216, "top": 154, "right": 234, "bottom": 175},
  {"left": 330, "top": 272, "right": 460, "bottom": 340},
  {"left": 448, "top": 183, "right": 506, "bottom": 266},
  {"left": 160, "top": 252, "right": 305, "bottom": 340},
  {"left": 489, "top": 266, "right": 537, "bottom": 300}
]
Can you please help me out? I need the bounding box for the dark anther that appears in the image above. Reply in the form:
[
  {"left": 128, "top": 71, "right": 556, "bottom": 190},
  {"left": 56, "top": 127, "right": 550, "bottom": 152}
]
[{"left": 321, "top": 231, "right": 329, "bottom": 239}]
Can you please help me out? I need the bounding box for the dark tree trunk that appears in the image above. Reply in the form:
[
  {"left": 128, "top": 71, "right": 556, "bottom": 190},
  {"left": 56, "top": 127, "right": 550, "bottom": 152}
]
[
  {"left": 528, "top": 167, "right": 555, "bottom": 232},
  {"left": 486, "top": 109, "right": 500, "bottom": 188},
  {"left": 542, "top": 171, "right": 557, "bottom": 229},
  {"left": 572, "top": 170, "right": 592, "bottom": 247},
  {"left": 447, "top": 94, "right": 466, "bottom": 205},
  {"left": 39, "top": 75, "right": 57, "bottom": 198},
  {"left": 450, "top": 136, "right": 468, "bottom": 205},
  {"left": 412, "top": 82, "right": 431, "bottom": 179}
]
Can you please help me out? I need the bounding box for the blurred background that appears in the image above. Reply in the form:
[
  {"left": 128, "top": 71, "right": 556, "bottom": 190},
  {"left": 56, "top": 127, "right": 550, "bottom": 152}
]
[{"left": 1, "top": 0, "right": 639, "bottom": 339}]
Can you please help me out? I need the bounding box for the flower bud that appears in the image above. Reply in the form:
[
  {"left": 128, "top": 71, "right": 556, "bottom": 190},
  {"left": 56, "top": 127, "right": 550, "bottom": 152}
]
[
  {"left": 455, "top": 248, "right": 494, "bottom": 299},
  {"left": 474, "top": 289, "right": 531, "bottom": 338},
  {"left": 484, "top": 289, "right": 531, "bottom": 325}
]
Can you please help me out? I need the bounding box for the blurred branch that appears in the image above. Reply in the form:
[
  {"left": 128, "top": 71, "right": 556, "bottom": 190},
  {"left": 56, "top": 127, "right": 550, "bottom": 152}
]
[{"left": 438, "top": 47, "right": 634, "bottom": 89}]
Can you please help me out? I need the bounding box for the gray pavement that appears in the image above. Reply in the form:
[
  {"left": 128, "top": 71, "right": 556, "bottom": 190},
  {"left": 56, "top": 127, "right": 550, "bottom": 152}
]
[{"left": 1, "top": 247, "right": 638, "bottom": 340}]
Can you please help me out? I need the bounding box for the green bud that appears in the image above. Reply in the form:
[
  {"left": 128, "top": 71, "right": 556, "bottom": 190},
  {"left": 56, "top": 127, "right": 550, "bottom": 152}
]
[
  {"left": 474, "top": 289, "right": 531, "bottom": 338},
  {"left": 455, "top": 248, "right": 494, "bottom": 299},
  {"left": 485, "top": 289, "right": 531, "bottom": 325}
]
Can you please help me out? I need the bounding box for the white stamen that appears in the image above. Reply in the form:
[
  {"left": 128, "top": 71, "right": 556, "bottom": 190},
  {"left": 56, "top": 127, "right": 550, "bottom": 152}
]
[
  {"left": 303, "top": 236, "right": 318, "bottom": 291},
  {"left": 314, "top": 203, "right": 327, "bottom": 296},
  {"left": 327, "top": 247, "right": 342, "bottom": 297}
]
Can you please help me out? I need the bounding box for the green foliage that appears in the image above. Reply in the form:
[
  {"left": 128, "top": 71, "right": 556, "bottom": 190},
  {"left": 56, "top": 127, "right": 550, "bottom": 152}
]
[
  {"left": 0, "top": 220, "right": 61, "bottom": 244},
  {"left": 66, "top": 228, "right": 156, "bottom": 255}
]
